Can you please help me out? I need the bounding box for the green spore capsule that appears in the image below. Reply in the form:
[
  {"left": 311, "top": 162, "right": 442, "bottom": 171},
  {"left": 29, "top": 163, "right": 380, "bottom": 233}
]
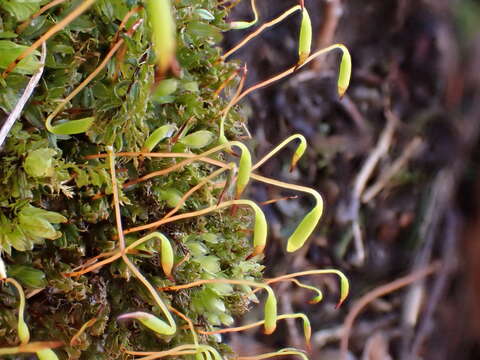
[
  {"left": 286, "top": 205, "right": 322, "bottom": 253},
  {"left": 36, "top": 349, "right": 59, "bottom": 360},
  {"left": 337, "top": 45, "right": 352, "bottom": 98},
  {"left": 143, "top": 124, "right": 177, "bottom": 152},
  {"left": 263, "top": 289, "right": 278, "bottom": 334},
  {"left": 46, "top": 117, "right": 95, "bottom": 135},
  {"left": 298, "top": 7, "right": 312, "bottom": 65},
  {"left": 286, "top": 192, "right": 323, "bottom": 252},
  {"left": 117, "top": 312, "right": 176, "bottom": 336},
  {"left": 232, "top": 142, "right": 252, "bottom": 199}
]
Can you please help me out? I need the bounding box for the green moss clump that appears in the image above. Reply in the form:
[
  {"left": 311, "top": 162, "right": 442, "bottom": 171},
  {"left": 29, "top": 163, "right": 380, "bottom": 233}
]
[{"left": 0, "top": 1, "right": 258, "bottom": 358}]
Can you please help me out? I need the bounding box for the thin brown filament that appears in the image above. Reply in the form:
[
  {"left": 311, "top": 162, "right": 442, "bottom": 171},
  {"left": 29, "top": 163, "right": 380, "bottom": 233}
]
[
  {"left": 221, "top": 5, "right": 301, "bottom": 61},
  {"left": 123, "top": 199, "right": 241, "bottom": 237},
  {"left": 84, "top": 152, "right": 227, "bottom": 169},
  {"left": 168, "top": 306, "right": 199, "bottom": 346},
  {"left": 70, "top": 318, "right": 97, "bottom": 346},
  {"left": 220, "top": 64, "right": 247, "bottom": 115},
  {"left": 108, "top": 149, "right": 125, "bottom": 253},
  {"left": 249, "top": 278, "right": 311, "bottom": 296},
  {"left": 63, "top": 247, "right": 122, "bottom": 277},
  {"left": 163, "top": 165, "right": 233, "bottom": 219},
  {"left": 214, "top": 69, "right": 240, "bottom": 97},
  {"left": 65, "top": 166, "right": 232, "bottom": 278},
  {"left": 69, "top": 250, "right": 115, "bottom": 271},
  {"left": 260, "top": 195, "right": 298, "bottom": 206},
  {"left": 232, "top": 45, "right": 346, "bottom": 107}
]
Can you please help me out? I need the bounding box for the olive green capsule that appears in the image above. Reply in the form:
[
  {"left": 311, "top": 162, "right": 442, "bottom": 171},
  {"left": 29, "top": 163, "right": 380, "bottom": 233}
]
[
  {"left": 290, "top": 279, "right": 323, "bottom": 304},
  {"left": 290, "top": 135, "right": 307, "bottom": 171},
  {"left": 147, "top": 0, "right": 176, "bottom": 74},
  {"left": 286, "top": 192, "right": 323, "bottom": 252},
  {"left": 229, "top": 21, "right": 254, "bottom": 30},
  {"left": 143, "top": 124, "right": 176, "bottom": 152},
  {"left": 276, "top": 348, "right": 309, "bottom": 360},
  {"left": 117, "top": 311, "right": 176, "bottom": 336},
  {"left": 6, "top": 278, "right": 29, "bottom": 344},
  {"left": 298, "top": 7, "right": 312, "bottom": 65},
  {"left": 252, "top": 134, "right": 307, "bottom": 172},
  {"left": 134, "top": 232, "right": 174, "bottom": 278},
  {"left": 229, "top": 0, "right": 258, "bottom": 30},
  {"left": 36, "top": 349, "right": 59, "bottom": 360},
  {"left": 250, "top": 202, "right": 267, "bottom": 256},
  {"left": 286, "top": 205, "right": 322, "bottom": 253},
  {"left": 336, "top": 270, "right": 350, "bottom": 308},
  {"left": 263, "top": 290, "right": 278, "bottom": 334},
  {"left": 18, "top": 320, "right": 30, "bottom": 345},
  {"left": 233, "top": 142, "right": 252, "bottom": 199},
  {"left": 337, "top": 45, "right": 352, "bottom": 98},
  {"left": 302, "top": 315, "right": 312, "bottom": 348},
  {"left": 46, "top": 117, "right": 94, "bottom": 135},
  {"left": 179, "top": 130, "right": 215, "bottom": 149}
]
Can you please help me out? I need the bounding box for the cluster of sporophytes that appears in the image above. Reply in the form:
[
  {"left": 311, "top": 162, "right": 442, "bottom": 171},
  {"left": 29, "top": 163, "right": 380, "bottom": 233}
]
[{"left": 0, "top": 0, "right": 351, "bottom": 359}]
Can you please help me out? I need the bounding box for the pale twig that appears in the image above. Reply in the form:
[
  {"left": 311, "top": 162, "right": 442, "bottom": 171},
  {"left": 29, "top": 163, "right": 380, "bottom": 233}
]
[
  {"left": 353, "top": 110, "right": 398, "bottom": 200},
  {"left": 409, "top": 211, "right": 459, "bottom": 359},
  {"left": 362, "top": 137, "right": 424, "bottom": 203},
  {"left": 346, "top": 109, "right": 398, "bottom": 266},
  {"left": 339, "top": 262, "right": 440, "bottom": 360},
  {"left": 0, "top": 42, "right": 46, "bottom": 149}
]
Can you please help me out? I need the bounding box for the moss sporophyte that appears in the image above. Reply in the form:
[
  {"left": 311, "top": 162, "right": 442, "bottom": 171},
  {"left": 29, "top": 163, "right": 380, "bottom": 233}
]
[{"left": 0, "top": 0, "right": 352, "bottom": 358}]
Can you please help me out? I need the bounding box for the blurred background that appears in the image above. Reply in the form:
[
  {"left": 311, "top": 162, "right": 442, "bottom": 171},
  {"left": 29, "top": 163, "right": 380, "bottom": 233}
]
[{"left": 223, "top": 0, "right": 480, "bottom": 359}]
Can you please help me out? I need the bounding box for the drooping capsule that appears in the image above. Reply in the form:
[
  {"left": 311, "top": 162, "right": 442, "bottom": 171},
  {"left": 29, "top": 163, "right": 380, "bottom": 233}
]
[{"left": 298, "top": 7, "right": 312, "bottom": 65}]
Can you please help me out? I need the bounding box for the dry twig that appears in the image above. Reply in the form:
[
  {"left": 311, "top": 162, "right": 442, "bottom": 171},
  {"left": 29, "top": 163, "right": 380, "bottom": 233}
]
[
  {"left": 344, "top": 109, "right": 398, "bottom": 266},
  {"left": 362, "top": 137, "right": 424, "bottom": 203}
]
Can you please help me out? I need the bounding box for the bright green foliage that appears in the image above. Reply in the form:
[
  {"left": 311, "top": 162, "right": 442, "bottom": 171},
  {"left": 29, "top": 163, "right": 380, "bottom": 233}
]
[
  {"left": 0, "top": 0, "right": 254, "bottom": 358},
  {"left": 0, "top": 0, "right": 351, "bottom": 358}
]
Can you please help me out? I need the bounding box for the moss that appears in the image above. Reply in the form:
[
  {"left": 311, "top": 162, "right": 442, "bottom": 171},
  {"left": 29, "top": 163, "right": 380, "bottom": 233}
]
[{"left": 0, "top": 1, "right": 257, "bottom": 358}]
